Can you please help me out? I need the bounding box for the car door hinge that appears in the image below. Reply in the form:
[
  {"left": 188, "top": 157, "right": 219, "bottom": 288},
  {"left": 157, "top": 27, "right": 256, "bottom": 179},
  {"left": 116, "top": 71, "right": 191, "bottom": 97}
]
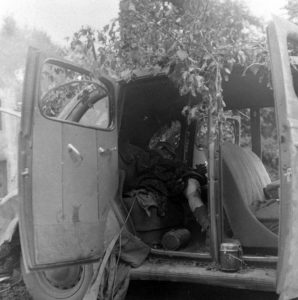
[{"left": 284, "top": 168, "right": 292, "bottom": 182}]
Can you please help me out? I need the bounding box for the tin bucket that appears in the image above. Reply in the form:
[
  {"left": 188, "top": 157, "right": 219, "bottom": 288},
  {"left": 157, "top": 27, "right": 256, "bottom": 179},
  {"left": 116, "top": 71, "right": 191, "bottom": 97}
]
[{"left": 220, "top": 240, "right": 243, "bottom": 272}]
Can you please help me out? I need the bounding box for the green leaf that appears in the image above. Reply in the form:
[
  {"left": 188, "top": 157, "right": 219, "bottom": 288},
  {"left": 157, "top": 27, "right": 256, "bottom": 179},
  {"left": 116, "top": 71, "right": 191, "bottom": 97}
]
[
  {"left": 129, "top": 2, "right": 136, "bottom": 12},
  {"left": 176, "top": 50, "right": 188, "bottom": 61},
  {"left": 249, "top": 64, "right": 260, "bottom": 75},
  {"left": 120, "top": 69, "right": 131, "bottom": 81}
]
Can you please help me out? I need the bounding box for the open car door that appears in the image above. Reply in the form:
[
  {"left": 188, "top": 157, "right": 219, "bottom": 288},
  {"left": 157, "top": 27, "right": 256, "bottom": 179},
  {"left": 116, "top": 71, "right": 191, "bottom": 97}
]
[
  {"left": 19, "top": 47, "right": 118, "bottom": 270},
  {"left": 268, "top": 17, "right": 298, "bottom": 300}
]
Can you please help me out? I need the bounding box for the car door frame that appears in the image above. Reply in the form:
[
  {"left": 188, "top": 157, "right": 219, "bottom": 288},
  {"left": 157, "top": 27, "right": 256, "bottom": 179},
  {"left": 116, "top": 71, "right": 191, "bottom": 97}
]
[
  {"left": 267, "top": 16, "right": 298, "bottom": 299},
  {"left": 19, "top": 47, "right": 119, "bottom": 270}
]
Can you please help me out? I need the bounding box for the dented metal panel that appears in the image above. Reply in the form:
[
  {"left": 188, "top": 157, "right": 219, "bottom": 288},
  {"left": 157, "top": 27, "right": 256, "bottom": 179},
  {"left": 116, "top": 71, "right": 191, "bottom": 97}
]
[
  {"left": 62, "top": 125, "right": 99, "bottom": 224},
  {"left": 20, "top": 48, "right": 118, "bottom": 269},
  {"left": 31, "top": 118, "right": 104, "bottom": 265},
  {"left": 267, "top": 17, "right": 298, "bottom": 300},
  {"left": 32, "top": 112, "right": 63, "bottom": 226}
]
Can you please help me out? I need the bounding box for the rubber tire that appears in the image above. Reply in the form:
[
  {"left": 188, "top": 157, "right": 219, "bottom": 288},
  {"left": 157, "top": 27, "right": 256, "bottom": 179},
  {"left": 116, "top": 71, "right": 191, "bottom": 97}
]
[{"left": 21, "top": 257, "right": 93, "bottom": 300}]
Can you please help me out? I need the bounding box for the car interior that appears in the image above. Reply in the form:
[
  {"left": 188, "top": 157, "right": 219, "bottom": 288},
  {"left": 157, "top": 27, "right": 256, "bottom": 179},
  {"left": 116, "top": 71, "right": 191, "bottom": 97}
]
[{"left": 117, "top": 70, "right": 280, "bottom": 257}]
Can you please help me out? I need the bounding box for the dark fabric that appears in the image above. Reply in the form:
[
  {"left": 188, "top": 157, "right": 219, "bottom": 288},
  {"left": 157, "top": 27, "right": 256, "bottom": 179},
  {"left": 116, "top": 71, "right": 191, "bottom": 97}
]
[
  {"left": 120, "top": 142, "right": 207, "bottom": 247},
  {"left": 117, "top": 229, "right": 150, "bottom": 268},
  {"left": 97, "top": 254, "right": 130, "bottom": 300},
  {"left": 0, "top": 229, "right": 20, "bottom": 275},
  {"left": 119, "top": 142, "right": 150, "bottom": 193},
  {"left": 96, "top": 230, "right": 150, "bottom": 300},
  {"left": 119, "top": 142, "right": 207, "bottom": 202},
  {"left": 123, "top": 195, "right": 184, "bottom": 232},
  {"left": 126, "top": 189, "right": 166, "bottom": 217},
  {"left": 136, "top": 151, "right": 191, "bottom": 198}
]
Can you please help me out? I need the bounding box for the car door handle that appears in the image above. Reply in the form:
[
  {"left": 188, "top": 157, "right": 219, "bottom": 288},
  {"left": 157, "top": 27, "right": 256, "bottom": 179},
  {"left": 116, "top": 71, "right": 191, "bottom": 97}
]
[
  {"left": 67, "top": 144, "right": 83, "bottom": 165},
  {"left": 98, "top": 146, "right": 117, "bottom": 156}
]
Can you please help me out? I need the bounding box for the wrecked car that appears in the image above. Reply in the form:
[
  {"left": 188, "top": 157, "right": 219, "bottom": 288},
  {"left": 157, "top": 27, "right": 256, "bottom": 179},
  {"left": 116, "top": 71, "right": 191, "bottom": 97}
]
[{"left": 0, "top": 16, "right": 297, "bottom": 300}]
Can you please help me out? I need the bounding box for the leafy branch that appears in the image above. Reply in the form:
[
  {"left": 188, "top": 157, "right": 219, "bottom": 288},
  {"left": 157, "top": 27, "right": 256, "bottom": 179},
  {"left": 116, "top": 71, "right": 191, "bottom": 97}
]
[{"left": 66, "top": 0, "right": 269, "bottom": 137}]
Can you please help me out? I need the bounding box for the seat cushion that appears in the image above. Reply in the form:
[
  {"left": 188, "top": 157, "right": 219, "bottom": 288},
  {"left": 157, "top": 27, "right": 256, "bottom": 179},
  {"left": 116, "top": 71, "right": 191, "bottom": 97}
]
[{"left": 222, "top": 142, "right": 278, "bottom": 248}]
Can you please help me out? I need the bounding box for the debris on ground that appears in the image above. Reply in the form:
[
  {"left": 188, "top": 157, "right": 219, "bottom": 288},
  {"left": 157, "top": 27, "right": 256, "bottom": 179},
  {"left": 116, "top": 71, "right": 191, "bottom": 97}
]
[{"left": 0, "top": 270, "right": 31, "bottom": 300}]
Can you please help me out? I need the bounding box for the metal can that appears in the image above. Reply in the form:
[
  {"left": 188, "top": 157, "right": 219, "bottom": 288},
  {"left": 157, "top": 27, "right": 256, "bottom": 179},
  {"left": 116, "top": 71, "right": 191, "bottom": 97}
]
[
  {"left": 220, "top": 240, "right": 242, "bottom": 272},
  {"left": 161, "top": 229, "right": 191, "bottom": 250}
]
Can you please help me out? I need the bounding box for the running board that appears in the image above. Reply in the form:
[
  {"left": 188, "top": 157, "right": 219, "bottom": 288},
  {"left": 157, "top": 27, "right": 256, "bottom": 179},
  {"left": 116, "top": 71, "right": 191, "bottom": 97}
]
[{"left": 130, "top": 259, "right": 276, "bottom": 292}]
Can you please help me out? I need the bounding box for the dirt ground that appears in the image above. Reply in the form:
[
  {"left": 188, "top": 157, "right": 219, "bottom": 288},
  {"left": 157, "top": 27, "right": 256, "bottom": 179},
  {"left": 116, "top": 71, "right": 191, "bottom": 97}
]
[
  {"left": 0, "top": 279, "right": 278, "bottom": 300},
  {"left": 125, "top": 281, "right": 278, "bottom": 300},
  {"left": 0, "top": 280, "right": 31, "bottom": 300},
  {"left": 0, "top": 270, "right": 278, "bottom": 300}
]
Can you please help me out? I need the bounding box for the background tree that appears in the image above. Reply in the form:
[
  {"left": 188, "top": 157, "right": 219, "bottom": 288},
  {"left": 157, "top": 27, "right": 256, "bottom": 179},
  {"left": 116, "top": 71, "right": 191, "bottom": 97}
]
[
  {"left": 67, "top": 0, "right": 282, "bottom": 179},
  {"left": 0, "top": 16, "right": 60, "bottom": 105},
  {"left": 285, "top": 0, "right": 298, "bottom": 23},
  {"left": 69, "top": 0, "right": 268, "bottom": 125}
]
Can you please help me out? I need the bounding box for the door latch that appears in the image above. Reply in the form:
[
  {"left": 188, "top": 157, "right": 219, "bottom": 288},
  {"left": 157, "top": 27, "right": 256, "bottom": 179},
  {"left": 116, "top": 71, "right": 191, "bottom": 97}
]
[{"left": 98, "top": 146, "right": 117, "bottom": 156}]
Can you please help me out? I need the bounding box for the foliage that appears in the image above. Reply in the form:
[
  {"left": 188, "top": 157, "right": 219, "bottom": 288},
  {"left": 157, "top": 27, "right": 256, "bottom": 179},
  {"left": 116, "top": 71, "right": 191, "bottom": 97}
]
[
  {"left": 0, "top": 16, "right": 60, "bottom": 106},
  {"left": 67, "top": 0, "right": 281, "bottom": 177},
  {"left": 68, "top": 0, "right": 268, "bottom": 122},
  {"left": 0, "top": 16, "right": 59, "bottom": 78},
  {"left": 285, "top": 0, "right": 298, "bottom": 24},
  {"left": 1, "top": 16, "right": 17, "bottom": 36}
]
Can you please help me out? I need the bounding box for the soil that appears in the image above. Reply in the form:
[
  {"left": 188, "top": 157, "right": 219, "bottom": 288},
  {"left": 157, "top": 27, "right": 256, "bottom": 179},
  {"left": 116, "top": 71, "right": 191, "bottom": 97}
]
[
  {"left": 0, "top": 280, "right": 31, "bottom": 300},
  {"left": 125, "top": 281, "right": 278, "bottom": 300},
  {"left": 0, "top": 275, "right": 279, "bottom": 300},
  {"left": 0, "top": 270, "right": 31, "bottom": 300}
]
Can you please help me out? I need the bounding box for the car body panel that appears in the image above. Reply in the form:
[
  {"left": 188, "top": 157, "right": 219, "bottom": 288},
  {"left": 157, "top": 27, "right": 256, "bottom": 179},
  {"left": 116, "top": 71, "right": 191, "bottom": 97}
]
[
  {"left": 267, "top": 17, "right": 298, "bottom": 300},
  {"left": 19, "top": 47, "right": 118, "bottom": 269}
]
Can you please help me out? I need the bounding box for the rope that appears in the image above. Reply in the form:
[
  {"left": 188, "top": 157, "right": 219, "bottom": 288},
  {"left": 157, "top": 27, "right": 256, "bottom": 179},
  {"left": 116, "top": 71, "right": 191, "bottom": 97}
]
[{"left": 84, "top": 196, "right": 137, "bottom": 300}]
